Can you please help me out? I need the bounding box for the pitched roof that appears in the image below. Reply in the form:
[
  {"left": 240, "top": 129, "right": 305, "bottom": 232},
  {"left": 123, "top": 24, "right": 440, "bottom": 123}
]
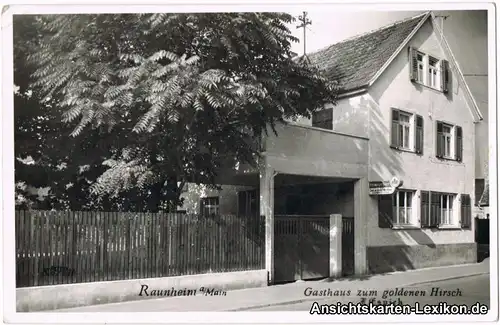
[{"left": 306, "top": 12, "right": 429, "bottom": 93}]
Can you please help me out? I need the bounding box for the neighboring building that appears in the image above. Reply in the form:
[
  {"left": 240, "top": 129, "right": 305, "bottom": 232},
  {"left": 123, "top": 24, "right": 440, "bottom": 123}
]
[
  {"left": 178, "top": 12, "right": 482, "bottom": 283},
  {"left": 433, "top": 10, "right": 489, "bottom": 219}
]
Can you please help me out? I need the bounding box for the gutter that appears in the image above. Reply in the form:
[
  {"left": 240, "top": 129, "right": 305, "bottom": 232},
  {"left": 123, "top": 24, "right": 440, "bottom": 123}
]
[{"left": 336, "top": 87, "right": 368, "bottom": 99}]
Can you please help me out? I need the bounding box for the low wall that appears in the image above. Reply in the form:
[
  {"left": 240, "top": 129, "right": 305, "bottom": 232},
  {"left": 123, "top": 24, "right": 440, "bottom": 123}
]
[
  {"left": 367, "top": 243, "right": 477, "bottom": 274},
  {"left": 17, "top": 269, "right": 267, "bottom": 312}
]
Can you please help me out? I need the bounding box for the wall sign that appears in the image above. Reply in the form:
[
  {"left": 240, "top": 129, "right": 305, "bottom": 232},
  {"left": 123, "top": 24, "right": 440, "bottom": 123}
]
[{"left": 369, "top": 177, "right": 403, "bottom": 196}]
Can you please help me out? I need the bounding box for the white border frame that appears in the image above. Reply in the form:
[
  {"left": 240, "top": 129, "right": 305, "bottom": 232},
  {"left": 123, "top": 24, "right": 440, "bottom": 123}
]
[{"left": 1, "top": 1, "right": 498, "bottom": 324}]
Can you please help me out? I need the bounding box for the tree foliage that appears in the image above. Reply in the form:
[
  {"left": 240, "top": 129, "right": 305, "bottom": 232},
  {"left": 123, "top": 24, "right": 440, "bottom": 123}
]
[{"left": 16, "top": 13, "right": 338, "bottom": 212}]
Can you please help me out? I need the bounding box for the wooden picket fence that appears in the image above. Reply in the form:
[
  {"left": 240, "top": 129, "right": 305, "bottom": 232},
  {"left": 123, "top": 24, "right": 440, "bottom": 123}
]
[{"left": 15, "top": 210, "right": 265, "bottom": 288}]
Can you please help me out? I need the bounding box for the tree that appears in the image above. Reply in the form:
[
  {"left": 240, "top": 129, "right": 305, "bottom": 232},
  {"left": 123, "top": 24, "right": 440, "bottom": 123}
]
[
  {"left": 14, "top": 16, "right": 121, "bottom": 211},
  {"left": 19, "top": 13, "right": 338, "bottom": 212}
]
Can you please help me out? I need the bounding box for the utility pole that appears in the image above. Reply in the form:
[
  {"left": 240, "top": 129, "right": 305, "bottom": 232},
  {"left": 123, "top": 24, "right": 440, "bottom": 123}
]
[{"left": 296, "top": 11, "right": 312, "bottom": 56}]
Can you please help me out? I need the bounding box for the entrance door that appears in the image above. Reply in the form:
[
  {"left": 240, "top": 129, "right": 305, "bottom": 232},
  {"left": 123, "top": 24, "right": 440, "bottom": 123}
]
[{"left": 274, "top": 216, "right": 330, "bottom": 283}]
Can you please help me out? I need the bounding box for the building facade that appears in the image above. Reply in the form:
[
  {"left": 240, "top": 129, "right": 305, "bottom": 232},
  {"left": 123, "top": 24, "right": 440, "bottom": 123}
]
[{"left": 178, "top": 12, "right": 481, "bottom": 283}]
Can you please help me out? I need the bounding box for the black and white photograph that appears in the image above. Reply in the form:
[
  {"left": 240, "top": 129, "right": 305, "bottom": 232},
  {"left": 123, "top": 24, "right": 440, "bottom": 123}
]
[{"left": 2, "top": 1, "right": 497, "bottom": 323}]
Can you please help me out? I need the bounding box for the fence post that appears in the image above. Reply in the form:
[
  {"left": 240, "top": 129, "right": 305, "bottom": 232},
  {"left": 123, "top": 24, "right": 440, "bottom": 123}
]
[
  {"left": 329, "top": 214, "right": 342, "bottom": 278},
  {"left": 32, "top": 213, "right": 39, "bottom": 286}
]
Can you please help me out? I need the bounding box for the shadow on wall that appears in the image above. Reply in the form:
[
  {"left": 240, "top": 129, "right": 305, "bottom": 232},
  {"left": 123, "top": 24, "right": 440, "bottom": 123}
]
[{"left": 357, "top": 63, "right": 448, "bottom": 273}]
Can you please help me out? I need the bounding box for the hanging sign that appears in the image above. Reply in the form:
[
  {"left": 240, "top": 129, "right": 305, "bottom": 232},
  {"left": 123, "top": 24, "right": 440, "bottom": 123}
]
[{"left": 369, "top": 177, "right": 403, "bottom": 195}]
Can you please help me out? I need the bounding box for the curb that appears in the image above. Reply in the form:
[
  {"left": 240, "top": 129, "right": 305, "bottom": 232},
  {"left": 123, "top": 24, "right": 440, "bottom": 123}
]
[{"left": 228, "top": 271, "right": 489, "bottom": 311}]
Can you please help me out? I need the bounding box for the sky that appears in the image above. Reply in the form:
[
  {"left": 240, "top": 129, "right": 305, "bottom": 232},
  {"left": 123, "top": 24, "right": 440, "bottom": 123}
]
[{"left": 287, "top": 10, "right": 424, "bottom": 56}]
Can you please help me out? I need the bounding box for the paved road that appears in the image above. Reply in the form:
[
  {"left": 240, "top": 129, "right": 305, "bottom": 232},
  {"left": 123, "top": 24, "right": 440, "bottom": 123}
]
[{"left": 248, "top": 274, "right": 490, "bottom": 311}]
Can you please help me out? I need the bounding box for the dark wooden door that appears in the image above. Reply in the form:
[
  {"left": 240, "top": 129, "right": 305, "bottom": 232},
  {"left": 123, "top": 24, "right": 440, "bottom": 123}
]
[{"left": 274, "top": 216, "right": 330, "bottom": 283}]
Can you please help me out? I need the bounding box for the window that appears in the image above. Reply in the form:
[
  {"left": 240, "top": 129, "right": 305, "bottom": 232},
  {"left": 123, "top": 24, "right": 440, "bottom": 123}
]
[
  {"left": 428, "top": 56, "right": 439, "bottom": 88},
  {"left": 312, "top": 108, "right": 333, "bottom": 130},
  {"left": 391, "top": 109, "right": 423, "bottom": 154},
  {"left": 378, "top": 190, "right": 416, "bottom": 228},
  {"left": 421, "top": 191, "right": 458, "bottom": 228},
  {"left": 436, "top": 121, "right": 462, "bottom": 161},
  {"left": 399, "top": 112, "right": 412, "bottom": 149},
  {"left": 440, "top": 193, "right": 454, "bottom": 225},
  {"left": 393, "top": 191, "right": 413, "bottom": 225},
  {"left": 200, "top": 197, "right": 219, "bottom": 217},
  {"left": 442, "top": 124, "right": 452, "bottom": 158},
  {"left": 409, "top": 47, "right": 449, "bottom": 93}
]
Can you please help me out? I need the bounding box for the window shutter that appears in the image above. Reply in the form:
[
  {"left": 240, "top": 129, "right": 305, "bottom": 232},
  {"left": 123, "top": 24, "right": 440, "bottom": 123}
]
[
  {"left": 415, "top": 115, "right": 424, "bottom": 154},
  {"left": 409, "top": 47, "right": 418, "bottom": 81},
  {"left": 420, "top": 191, "right": 431, "bottom": 227},
  {"left": 455, "top": 126, "right": 463, "bottom": 162},
  {"left": 391, "top": 109, "right": 400, "bottom": 148},
  {"left": 430, "top": 192, "right": 440, "bottom": 227},
  {"left": 460, "top": 194, "right": 471, "bottom": 229},
  {"left": 440, "top": 60, "right": 449, "bottom": 93},
  {"left": 378, "top": 195, "right": 394, "bottom": 228},
  {"left": 436, "top": 121, "right": 443, "bottom": 158}
]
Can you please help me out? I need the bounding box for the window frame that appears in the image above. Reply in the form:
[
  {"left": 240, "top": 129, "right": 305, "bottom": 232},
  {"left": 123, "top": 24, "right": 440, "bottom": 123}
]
[
  {"left": 390, "top": 107, "right": 420, "bottom": 153},
  {"left": 200, "top": 196, "right": 220, "bottom": 217},
  {"left": 391, "top": 108, "right": 423, "bottom": 154},
  {"left": 392, "top": 190, "right": 414, "bottom": 226},
  {"left": 312, "top": 108, "right": 333, "bottom": 130},
  {"left": 441, "top": 123, "right": 453, "bottom": 159},
  {"left": 439, "top": 193, "right": 454, "bottom": 226},
  {"left": 428, "top": 55, "right": 440, "bottom": 89},
  {"left": 410, "top": 49, "right": 446, "bottom": 92},
  {"left": 436, "top": 121, "right": 462, "bottom": 161},
  {"left": 378, "top": 189, "right": 418, "bottom": 229},
  {"left": 398, "top": 111, "right": 413, "bottom": 150},
  {"left": 421, "top": 191, "right": 467, "bottom": 229}
]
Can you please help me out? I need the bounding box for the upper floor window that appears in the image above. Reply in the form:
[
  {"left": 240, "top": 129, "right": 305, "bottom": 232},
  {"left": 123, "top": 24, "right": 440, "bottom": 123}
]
[
  {"left": 428, "top": 56, "right": 439, "bottom": 88},
  {"left": 398, "top": 111, "right": 412, "bottom": 150},
  {"left": 391, "top": 108, "right": 424, "bottom": 154},
  {"left": 409, "top": 47, "right": 449, "bottom": 93},
  {"left": 436, "top": 121, "right": 462, "bottom": 161}
]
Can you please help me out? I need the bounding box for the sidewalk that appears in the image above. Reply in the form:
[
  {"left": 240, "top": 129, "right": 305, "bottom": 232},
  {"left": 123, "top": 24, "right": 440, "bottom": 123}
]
[{"left": 55, "top": 260, "right": 489, "bottom": 312}]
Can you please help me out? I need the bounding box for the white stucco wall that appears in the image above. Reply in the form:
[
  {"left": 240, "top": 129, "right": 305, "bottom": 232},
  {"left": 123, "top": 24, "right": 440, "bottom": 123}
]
[
  {"left": 366, "top": 18, "right": 475, "bottom": 246},
  {"left": 327, "top": 95, "right": 371, "bottom": 139}
]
